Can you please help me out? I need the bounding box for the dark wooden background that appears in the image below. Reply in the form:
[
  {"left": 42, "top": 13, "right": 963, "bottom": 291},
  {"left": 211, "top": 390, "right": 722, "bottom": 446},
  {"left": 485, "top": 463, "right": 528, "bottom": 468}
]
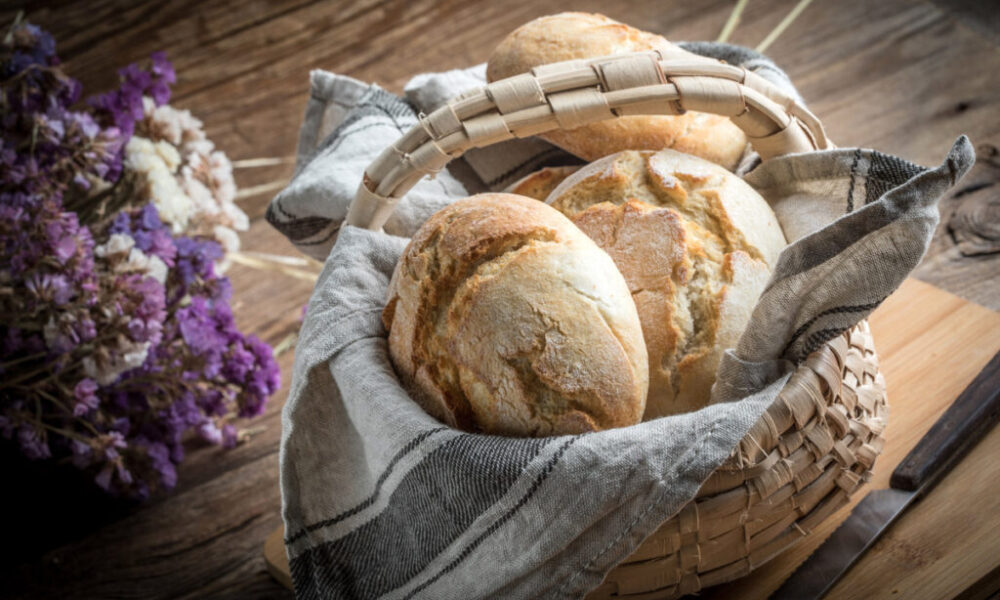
[{"left": 2, "top": 0, "right": 997, "bottom": 598}]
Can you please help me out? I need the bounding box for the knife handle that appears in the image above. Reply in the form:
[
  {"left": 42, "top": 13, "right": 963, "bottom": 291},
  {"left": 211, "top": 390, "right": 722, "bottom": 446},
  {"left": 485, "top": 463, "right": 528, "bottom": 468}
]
[{"left": 890, "top": 350, "right": 1000, "bottom": 492}]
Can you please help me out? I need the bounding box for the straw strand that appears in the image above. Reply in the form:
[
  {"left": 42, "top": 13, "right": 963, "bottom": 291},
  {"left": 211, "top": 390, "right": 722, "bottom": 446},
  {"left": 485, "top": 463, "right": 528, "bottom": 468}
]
[
  {"left": 717, "top": 0, "right": 749, "bottom": 43},
  {"left": 231, "top": 156, "right": 295, "bottom": 169},
  {"left": 228, "top": 252, "right": 320, "bottom": 282},
  {"left": 234, "top": 179, "right": 287, "bottom": 200},
  {"left": 756, "top": 0, "right": 815, "bottom": 53}
]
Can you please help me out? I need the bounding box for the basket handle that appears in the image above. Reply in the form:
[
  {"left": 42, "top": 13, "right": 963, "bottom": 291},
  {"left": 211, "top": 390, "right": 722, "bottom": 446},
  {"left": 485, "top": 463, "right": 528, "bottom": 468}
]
[{"left": 347, "top": 48, "right": 830, "bottom": 230}]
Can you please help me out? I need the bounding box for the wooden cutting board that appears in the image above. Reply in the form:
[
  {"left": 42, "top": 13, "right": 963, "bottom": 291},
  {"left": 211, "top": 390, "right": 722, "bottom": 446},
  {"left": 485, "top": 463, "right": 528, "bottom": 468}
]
[{"left": 263, "top": 278, "right": 1000, "bottom": 599}]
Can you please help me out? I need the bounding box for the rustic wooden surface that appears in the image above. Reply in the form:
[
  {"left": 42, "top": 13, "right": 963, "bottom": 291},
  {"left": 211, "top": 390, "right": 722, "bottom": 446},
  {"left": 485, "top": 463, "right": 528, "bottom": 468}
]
[{"left": 2, "top": 0, "right": 999, "bottom": 598}]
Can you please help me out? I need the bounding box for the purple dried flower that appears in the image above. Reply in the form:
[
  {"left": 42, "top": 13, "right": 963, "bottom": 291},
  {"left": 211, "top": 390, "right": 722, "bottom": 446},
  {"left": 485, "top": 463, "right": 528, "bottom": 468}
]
[
  {"left": 224, "top": 343, "right": 255, "bottom": 382},
  {"left": 150, "top": 51, "right": 176, "bottom": 85},
  {"left": 221, "top": 424, "right": 238, "bottom": 449},
  {"left": 99, "top": 431, "right": 126, "bottom": 459},
  {"left": 87, "top": 50, "right": 176, "bottom": 149},
  {"left": 173, "top": 236, "right": 222, "bottom": 289},
  {"left": 26, "top": 273, "right": 72, "bottom": 305},
  {"left": 69, "top": 438, "right": 92, "bottom": 468},
  {"left": 2, "top": 21, "right": 126, "bottom": 195},
  {"left": 18, "top": 425, "right": 51, "bottom": 460},
  {"left": 94, "top": 463, "right": 114, "bottom": 491},
  {"left": 140, "top": 438, "right": 176, "bottom": 489},
  {"left": 73, "top": 378, "right": 99, "bottom": 416},
  {"left": 177, "top": 297, "right": 219, "bottom": 353},
  {"left": 197, "top": 421, "right": 222, "bottom": 445}
]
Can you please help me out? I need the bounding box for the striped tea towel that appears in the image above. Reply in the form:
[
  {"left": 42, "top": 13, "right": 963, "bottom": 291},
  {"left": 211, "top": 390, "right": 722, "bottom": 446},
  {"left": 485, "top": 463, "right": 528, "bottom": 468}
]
[{"left": 269, "top": 43, "right": 974, "bottom": 599}]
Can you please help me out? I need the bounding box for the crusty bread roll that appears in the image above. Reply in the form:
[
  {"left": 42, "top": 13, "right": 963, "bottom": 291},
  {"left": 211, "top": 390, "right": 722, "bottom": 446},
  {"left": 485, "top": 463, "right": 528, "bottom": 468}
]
[
  {"left": 487, "top": 12, "right": 748, "bottom": 171},
  {"left": 504, "top": 165, "right": 580, "bottom": 201},
  {"left": 383, "top": 193, "right": 648, "bottom": 436},
  {"left": 549, "top": 150, "right": 786, "bottom": 267},
  {"left": 548, "top": 150, "right": 786, "bottom": 418}
]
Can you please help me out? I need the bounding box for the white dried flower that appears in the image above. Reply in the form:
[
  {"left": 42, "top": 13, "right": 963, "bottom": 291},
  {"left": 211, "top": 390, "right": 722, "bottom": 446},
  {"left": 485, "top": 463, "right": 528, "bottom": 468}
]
[
  {"left": 212, "top": 225, "right": 241, "bottom": 255},
  {"left": 125, "top": 136, "right": 194, "bottom": 233},
  {"left": 142, "top": 96, "right": 206, "bottom": 148},
  {"left": 42, "top": 316, "right": 61, "bottom": 350},
  {"left": 154, "top": 139, "right": 181, "bottom": 172},
  {"left": 124, "top": 137, "right": 159, "bottom": 172},
  {"left": 83, "top": 338, "right": 152, "bottom": 386},
  {"left": 207, "top": 151, "right": 236, "bottom": 205},
  {"left": 94, "top": 233, "right": 136, "bottom": 259},
  {"left": 182, "top": 138, "right": 214, "bottom": 158},
  {"left": 179, "top": 166, "right": 218, "bottom": 216},
  {"left": 129, "top": 99, "right": 249, "bottom": 260},
  {"left": 147, "top": 169, "right": 191, "bottom": 233},
  {"left": 120, "top": 248, "right": 168, "bottom": 284},
  {"left": 95, "top": 233, "right": 168, "bottom": 284},
  {"left": 147, "top": 255, "right": 168, "bottom": 284},
  {"left": 222, "top": 201, "right": 249, "bottom": 231},
  {"left": 172, "top": 138, "right": 246, "bottom": 238}
]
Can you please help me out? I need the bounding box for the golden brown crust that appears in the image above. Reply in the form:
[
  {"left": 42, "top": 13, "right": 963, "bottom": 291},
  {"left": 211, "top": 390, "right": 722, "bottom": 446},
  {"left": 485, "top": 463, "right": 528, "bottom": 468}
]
[
  {"left": 383, "top": 193, "right": 648, "bottom": 436},
  {"left": 549, "top": 149, "right": 787, "bottom": 268},
  {"left": 504, "top": 166, "right": 581, "bottom": 201},
  {"left": 486, "top": 12, "right": 748, "bottom": 170},
  {"left": 557, "top": 151, "right": 784, "bottom": 417}
]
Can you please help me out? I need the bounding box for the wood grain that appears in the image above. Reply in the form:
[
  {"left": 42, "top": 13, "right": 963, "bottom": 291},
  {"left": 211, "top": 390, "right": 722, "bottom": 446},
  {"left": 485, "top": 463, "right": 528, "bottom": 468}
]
[
  {"left": 890, "top": 348, "right": 1000, "bottom": 491},
  {"left": 916, "top": 142, "right": 1000, "bottom": 306},
  {"left": 265, "top": 527, "right": 294, "bottom": 591},
  {"left": 930, "top": 0, "right": 1000, "bottom": 45},
  {"left": 2, "top": 0, "right": 999, "bottom": 598}
]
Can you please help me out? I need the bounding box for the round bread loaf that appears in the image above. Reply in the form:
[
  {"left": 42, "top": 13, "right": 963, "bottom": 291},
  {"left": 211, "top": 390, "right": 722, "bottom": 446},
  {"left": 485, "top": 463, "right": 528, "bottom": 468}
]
[
  {"left": 486, "top": 12, "right": 748, "bottom": 171},
  {"left": 504, "top": 165, "right": 580, "bottom": 201},
  {"left": 548, "top": 150, "right": 787, "bottom": 418},
  {"left": 383, "top": 193, "right": 648, "bottom": 436}
]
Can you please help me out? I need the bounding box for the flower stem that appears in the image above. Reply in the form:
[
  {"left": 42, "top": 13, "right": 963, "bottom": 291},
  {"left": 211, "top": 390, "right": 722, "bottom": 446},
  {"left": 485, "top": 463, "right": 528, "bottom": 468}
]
[
  {"left": 35, "top": 387, "right": 102, "bottom": 437},
  {"left": 0, "top": 351, "right": 47, "bottom": 370}
]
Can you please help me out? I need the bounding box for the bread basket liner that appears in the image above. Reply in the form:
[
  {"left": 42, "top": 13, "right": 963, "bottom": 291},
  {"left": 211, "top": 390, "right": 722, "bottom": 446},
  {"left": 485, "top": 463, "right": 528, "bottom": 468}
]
[{"left": 270, "top": 42, "right": 973, "bottom": 599}]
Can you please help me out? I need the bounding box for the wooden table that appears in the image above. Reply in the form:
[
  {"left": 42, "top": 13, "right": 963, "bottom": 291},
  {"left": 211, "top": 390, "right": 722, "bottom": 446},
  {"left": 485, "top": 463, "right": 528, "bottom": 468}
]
[{"left": 3, "top": 1, "right": 998, "bottom": 598}]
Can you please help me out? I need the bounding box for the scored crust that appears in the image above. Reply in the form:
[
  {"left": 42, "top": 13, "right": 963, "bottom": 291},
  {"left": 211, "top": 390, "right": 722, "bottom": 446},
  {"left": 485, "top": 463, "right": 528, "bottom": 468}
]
[
  {"left": 550, "top": 150, "right": 786, "bottom": 418},
  {"left": 486, "top": 12, "right": 748, "bottom": 170},
  {"left": 549, "top": 149, "right": 786, "bottom": 268},
  {"left": 383, "top": 193, "right": 648, "bottom": 436}
]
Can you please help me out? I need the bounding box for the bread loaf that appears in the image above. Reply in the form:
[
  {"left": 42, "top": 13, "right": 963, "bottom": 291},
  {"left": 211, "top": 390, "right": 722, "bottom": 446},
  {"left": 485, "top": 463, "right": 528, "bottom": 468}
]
[
  {"left": 487, "top": 12, "right": 748, "bottom": 170},
  {"left": 504, "top": 165, "right": 580, "bottom": 201},
  {"left": 548, "top": 150, "right": 786, "bottom": 418},
  {"left": 383, "top": 193, "right": 648, "bottom": 436}
]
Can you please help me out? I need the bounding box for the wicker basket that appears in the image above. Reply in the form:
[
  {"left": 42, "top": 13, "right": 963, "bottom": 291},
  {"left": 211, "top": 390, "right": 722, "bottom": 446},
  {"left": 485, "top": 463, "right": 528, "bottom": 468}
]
[
  {"left": 344, "top": 48, "right": 888, "bottom": 599},
  {"left": 586, "top": 323, "right": 885, "bottom": 599}
]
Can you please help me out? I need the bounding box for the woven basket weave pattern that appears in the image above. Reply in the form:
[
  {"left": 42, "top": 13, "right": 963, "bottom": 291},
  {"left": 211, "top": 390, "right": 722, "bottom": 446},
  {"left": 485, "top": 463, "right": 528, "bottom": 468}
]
[
  {"left": 587, "top": 322, "right": 886, "bottom": 599},
  {"left": 345, "top": 47, "right": 887, "bottom": 598}
]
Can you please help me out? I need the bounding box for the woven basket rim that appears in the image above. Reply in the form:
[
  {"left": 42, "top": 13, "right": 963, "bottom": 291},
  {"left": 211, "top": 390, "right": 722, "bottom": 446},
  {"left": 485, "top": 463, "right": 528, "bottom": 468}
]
[{"left": 344, "top": 47, "right": 829, "bottom": 231}]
